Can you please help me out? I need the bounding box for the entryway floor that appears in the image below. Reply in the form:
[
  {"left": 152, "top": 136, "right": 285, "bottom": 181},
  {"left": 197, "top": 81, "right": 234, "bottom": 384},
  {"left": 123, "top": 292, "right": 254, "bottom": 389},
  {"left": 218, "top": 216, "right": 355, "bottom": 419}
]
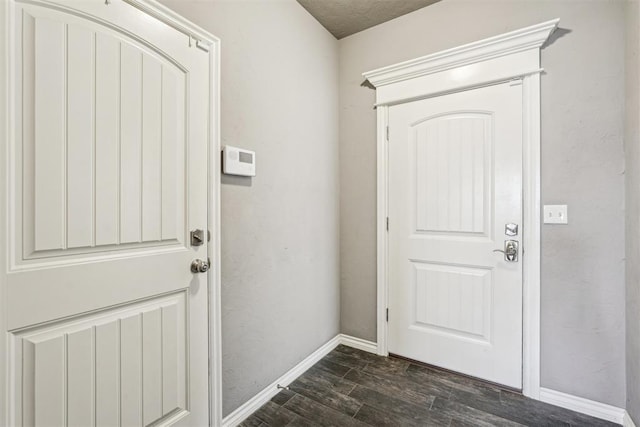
[{"left": 241, "top": 345, "right": 617, "bottom": 427}]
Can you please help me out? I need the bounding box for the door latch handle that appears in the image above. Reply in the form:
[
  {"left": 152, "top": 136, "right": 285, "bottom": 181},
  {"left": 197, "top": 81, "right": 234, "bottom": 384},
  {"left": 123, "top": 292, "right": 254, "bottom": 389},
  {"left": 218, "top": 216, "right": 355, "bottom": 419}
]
[{"left": 493, "top": 240, "right": 519, "bottom": 262}]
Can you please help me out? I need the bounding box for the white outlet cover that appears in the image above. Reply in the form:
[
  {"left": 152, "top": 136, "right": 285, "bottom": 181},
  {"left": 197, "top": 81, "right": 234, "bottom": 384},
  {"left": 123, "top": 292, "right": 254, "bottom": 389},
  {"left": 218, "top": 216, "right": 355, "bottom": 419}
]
[{"left": 543, "top": 204, "right": 568, "bottom": 224}]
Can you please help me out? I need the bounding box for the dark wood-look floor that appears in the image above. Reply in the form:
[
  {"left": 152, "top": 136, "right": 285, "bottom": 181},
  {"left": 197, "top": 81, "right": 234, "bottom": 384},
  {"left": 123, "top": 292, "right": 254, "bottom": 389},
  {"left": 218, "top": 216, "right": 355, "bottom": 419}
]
[{"left": 240, "top": 345, "right": 619, "bottom": 427}]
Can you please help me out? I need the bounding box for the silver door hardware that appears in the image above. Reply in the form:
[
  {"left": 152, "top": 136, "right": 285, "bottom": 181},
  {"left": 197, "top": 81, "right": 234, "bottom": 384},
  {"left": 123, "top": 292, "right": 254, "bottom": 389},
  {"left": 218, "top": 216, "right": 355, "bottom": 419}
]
[
  {"left": 191, "top": 259, "right": 210, "bottom": 273},
  {"left": 505, "top": 223, "right": 518, "bottom": 236},
  {"left": 493, "top": 240, "right": 519, "bottom": 262},
  {"left": 190, "top": 229, "right": 210, "bottom": 247}
]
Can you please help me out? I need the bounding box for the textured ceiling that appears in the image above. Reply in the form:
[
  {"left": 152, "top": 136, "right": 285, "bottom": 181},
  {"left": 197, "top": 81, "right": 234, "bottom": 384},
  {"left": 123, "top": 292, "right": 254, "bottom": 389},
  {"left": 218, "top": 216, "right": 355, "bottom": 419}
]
[{"left": 296, "top": 0, "right": 440, "bottom": 39}]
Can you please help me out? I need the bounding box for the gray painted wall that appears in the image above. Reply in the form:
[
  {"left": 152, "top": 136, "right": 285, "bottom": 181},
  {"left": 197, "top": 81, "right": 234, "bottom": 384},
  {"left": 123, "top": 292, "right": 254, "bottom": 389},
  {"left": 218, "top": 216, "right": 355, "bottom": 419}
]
[
  {"left": 339, "top": 0, "right": 626, "bottom": 406},
  {"left": 158, "top": 0, "right": 340, "bottom": 416},
  {"left": 626, "top": 0, "right": 640, "bottom": 423}
]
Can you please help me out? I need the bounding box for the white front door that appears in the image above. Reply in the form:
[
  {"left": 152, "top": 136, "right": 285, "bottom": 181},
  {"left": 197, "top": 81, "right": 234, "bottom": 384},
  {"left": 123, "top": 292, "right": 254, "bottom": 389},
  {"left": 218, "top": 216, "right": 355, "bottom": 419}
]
[
  {"left": 5, "top": 0, "right": 211, "bottom": 425},
  {"left": 388, "top": 82, "right": 523, "bottom": 388}
]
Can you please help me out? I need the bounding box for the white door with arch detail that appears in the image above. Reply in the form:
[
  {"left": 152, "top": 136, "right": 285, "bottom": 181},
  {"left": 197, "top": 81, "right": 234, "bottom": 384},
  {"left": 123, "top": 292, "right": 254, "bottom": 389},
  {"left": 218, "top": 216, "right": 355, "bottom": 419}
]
[
  {"left": 5, "top": 0, "right": 212, "bottom": 425},
  {"left": 388, "top": 82, "right": 523, "bottom": 388}
]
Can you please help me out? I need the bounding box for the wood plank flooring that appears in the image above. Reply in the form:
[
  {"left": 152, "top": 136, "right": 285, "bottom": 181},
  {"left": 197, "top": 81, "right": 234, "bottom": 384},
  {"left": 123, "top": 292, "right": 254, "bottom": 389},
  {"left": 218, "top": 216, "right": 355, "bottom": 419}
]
[{"left": 240, "top": 345, "right": 619, "bottom": 427}]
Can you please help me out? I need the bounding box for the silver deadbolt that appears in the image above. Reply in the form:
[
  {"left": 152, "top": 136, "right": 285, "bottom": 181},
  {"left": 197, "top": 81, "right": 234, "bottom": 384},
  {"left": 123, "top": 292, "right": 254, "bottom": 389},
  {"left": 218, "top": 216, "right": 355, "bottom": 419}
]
[
  {"left": 191, "top": 229, "right": 206, "bottom": 247},
  {"left": 191, "top": 259, "right": 210, "bottom": 273},
  {"left": 505, "top": 223, "right": 518, "bottom": 236},
  {"left": 493, "top": 240, "right": 519, "bottom": 262}
]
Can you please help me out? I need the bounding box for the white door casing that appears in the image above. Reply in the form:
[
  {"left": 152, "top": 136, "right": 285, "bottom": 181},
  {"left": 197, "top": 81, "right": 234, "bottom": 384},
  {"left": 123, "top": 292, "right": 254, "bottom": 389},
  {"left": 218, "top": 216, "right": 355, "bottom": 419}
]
[
  {"left": 0, "top": 0, "right": 221, "bottom": 425},
  {"left": 364, "top": 19, "right": 559, "bottom": 399},
  {"left": 388, "top": 82, "right": 523, "bottom": 388}
]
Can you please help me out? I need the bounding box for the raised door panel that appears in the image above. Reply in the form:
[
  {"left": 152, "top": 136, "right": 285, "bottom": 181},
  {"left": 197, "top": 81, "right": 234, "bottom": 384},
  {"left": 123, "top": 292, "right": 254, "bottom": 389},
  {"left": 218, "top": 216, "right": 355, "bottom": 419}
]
[
  {"left": 411, "top": 262, "right": 492, "bottom": 344},
  {"left": 412, "top": 113, "right": 492, "bottom": 237},
  {"left": 10, "top": 292, "right": 188, "bottom": 426},
  {"left": 16, "top": 7, "right": 187, "bottom": 265}
]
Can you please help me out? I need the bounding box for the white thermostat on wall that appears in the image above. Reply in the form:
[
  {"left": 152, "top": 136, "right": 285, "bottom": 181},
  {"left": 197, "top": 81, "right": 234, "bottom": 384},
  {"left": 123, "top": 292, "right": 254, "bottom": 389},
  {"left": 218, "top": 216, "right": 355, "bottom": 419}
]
[{"left": 223, "top": 145, "right": 256, "bottom": 177}]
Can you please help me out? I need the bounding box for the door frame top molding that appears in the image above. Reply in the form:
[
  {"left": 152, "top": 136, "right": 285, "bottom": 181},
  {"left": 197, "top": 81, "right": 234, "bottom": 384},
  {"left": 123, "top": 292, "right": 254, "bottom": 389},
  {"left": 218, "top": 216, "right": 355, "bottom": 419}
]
[
  {"left": 0, "top": 0, "right": 222, "bottom": 424},
  {"left": 363, "top": 19, "right": 559, "bottom": 106},
  {"left": 364, "top": 19, "right": 559, "bottom": 401}
]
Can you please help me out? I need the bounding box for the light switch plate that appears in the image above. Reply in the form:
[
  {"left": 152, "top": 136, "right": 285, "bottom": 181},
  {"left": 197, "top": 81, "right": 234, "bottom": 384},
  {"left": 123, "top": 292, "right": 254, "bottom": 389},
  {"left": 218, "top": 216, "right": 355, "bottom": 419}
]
[{"left": 543, "top": 205, "right": 568, "bottom": 224}]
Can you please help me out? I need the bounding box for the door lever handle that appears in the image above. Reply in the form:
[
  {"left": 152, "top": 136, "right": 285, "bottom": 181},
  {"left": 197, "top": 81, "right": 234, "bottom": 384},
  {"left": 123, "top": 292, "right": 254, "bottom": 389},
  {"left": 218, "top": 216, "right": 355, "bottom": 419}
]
[{"left": 493, "top": 240, "right": 519, "bottom": 262}]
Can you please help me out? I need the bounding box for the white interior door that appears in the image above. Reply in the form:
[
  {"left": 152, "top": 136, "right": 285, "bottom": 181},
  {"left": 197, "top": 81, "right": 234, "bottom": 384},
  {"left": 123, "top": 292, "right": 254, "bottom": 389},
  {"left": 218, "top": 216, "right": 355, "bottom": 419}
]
[
  {"left": 388, "top": 82, "right": 523, "bottom": 388},
  {"left": 6, "top": 0, "right": 211, "bottom": 425}
]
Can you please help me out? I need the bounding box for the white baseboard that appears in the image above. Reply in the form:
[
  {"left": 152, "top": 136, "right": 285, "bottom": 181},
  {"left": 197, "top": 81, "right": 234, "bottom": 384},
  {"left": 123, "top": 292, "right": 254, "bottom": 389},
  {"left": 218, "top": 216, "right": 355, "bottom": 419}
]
[
  {"left": 338, "top": 333, "right": 377, "bottom": 354},
  {"left": 624, "top": 411, "right": 638, "bottom": 427},
  {"left": 539, "top": 388, "right": 626, "bottom": 425},
  {"left": 222, "top": 334, "right": 373, "bottom": 427}
]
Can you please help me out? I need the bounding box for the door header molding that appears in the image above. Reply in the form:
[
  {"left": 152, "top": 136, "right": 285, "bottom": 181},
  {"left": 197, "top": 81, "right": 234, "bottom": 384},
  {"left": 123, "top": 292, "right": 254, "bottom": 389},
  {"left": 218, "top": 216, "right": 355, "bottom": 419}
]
[
  {"left": 363, "top": 19, "right": 559, "bottom": 106},
  {"left": 363, "top": 19, "right": 558, "bottom": 88}
]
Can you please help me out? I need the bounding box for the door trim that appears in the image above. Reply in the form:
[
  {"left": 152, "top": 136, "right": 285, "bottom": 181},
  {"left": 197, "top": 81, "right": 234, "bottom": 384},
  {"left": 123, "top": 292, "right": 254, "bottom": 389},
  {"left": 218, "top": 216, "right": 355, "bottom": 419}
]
[
  {"left": 363, "top": 19, "right": 559, "bottom": 400},
  {"left": 0, "top": 0, "right": 222, "bottom": 425}
]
